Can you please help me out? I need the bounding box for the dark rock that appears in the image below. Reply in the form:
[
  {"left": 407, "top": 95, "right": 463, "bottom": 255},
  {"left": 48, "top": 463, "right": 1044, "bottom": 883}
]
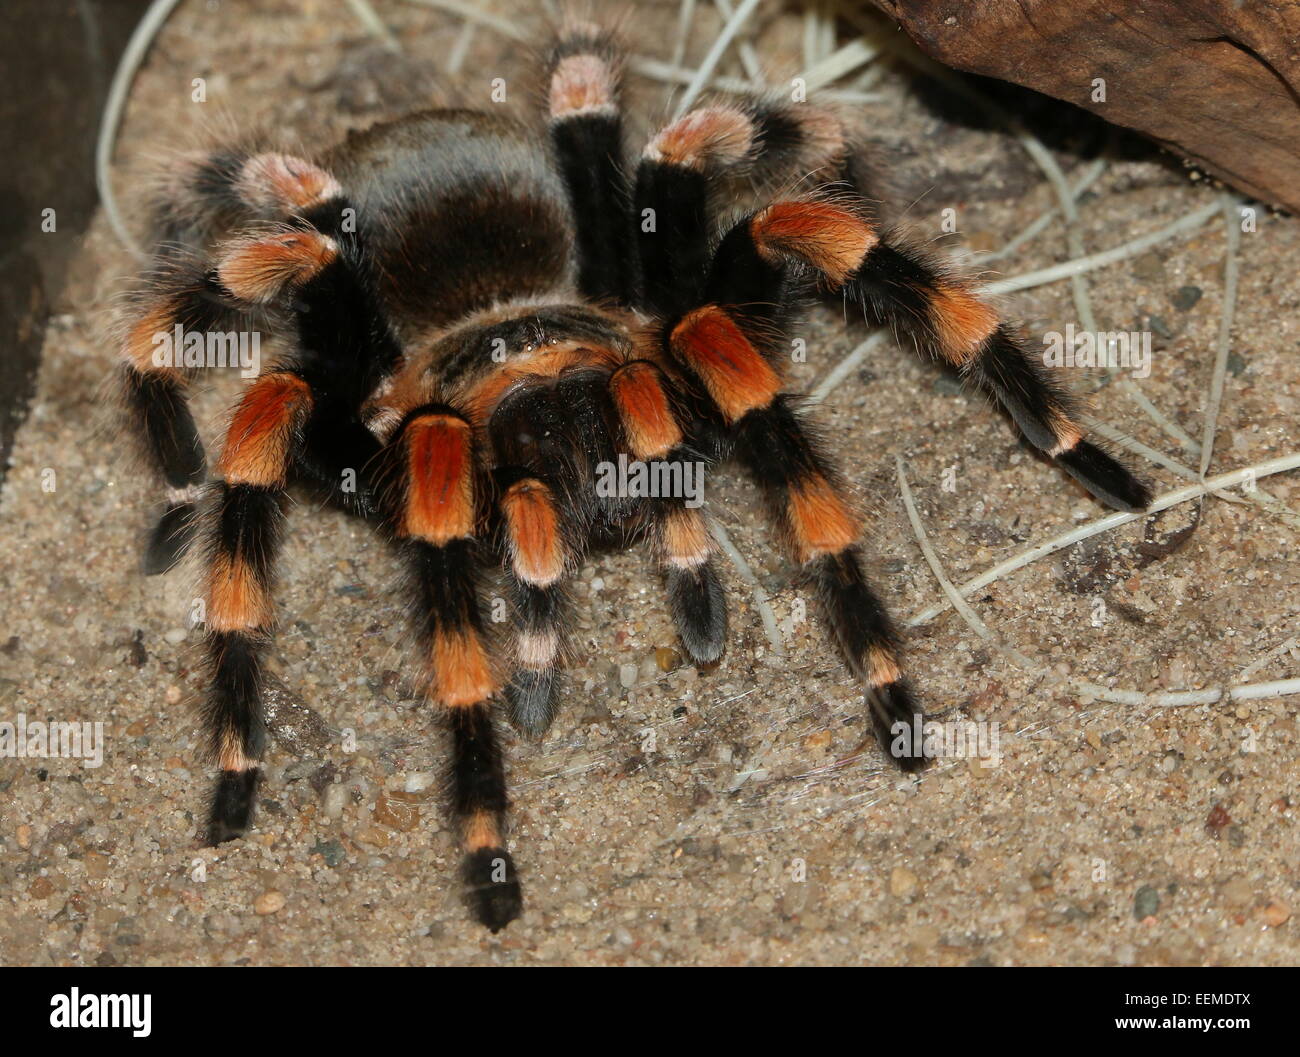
[
  {"left": 871, "top": 0, "right": 1300, "bottom": 212},
  {"left": 1134, "top": 885, "right": 1160, "bottom": 919},
  {"left": 310, "top": 839, "right": 346, "bottom": 867},
  {"left": 263, "top": 676, "right": 334, "bottom": 757},
  {"left": 1205, "top": 801, "right": 1232, "bottom": 838}
]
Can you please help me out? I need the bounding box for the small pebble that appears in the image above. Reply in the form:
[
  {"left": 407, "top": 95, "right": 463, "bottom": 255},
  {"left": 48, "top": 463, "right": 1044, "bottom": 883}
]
[
  {"left": 1221, "top": 877, "right": 1254, "bottom": 907},
  {"left": 804, "top": 730, "right": 832, "bottom": 752},
  {"left": 655, "top": 647, "right": 681, "bottom": 673},
  {"left": 84, "top": 852, "right": 110, "bottom": 879},
  {"left": 889, "top": 866, "right": 919, "bottom": 899},
  {"left": 164, "top": 685, "right": 182, "bottom": 705},
  {"left": 163, "top": 628, "right": 187, "bottom": 645},
  {"left": 253, "top": 890, "right": 286, "bottom": 915},
  {"left": 1205, "top": 802, "right": 1232, "bottom": 837},
  {"left": 618, "top": 663, "right": 638, "bottom": 689},
  {"left": 320, "top": 783, "right": 349, "bottom": 819},
  {"left": 1132, "top": 251, "right": 1165, "bottom": 283},
  {"left": 373, "top": 791, "right": 420, "bottom": 832},
  {"left": 1171, "top": 284, "right": 1202, "bottom": 311},
  {"left": 16, "top": 824, "right": 32, "bottom": 849},
  {"left": 354, "top": 825, "right": 391, "bottom": 848},
  {"left": 404, "top": 772, "right": 435, "bottom": 794},
  {"left": 310, "top": 839, "right": 346, "bottom": 868},
  {"left": 1259, "top": 901, "right": 1291, "bottom": 927},
  {"left": 1133, "top": 885, "right": 1160, "bottom": 919}
]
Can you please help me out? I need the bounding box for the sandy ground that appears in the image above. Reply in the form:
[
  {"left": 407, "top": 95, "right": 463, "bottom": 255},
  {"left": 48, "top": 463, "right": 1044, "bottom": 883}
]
[{"left": 1, "top": 0, "right": 1298, "bottom": 966}]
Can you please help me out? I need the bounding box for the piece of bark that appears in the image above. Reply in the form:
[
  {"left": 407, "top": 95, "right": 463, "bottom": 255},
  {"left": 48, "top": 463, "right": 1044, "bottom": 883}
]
[{"left": 870, "top": 0, "right": 1300, "bottom": 212}]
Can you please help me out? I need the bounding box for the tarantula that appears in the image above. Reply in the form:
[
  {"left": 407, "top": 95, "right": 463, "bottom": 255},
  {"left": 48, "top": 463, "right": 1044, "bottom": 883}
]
[{"left": 117, "top": 20, "right": 1151, "bottom": 930}]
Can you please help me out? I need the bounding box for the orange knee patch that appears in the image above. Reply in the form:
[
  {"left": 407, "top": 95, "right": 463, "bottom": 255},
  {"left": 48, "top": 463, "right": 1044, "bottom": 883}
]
[
  {"left": 645, "top": 105, "right": 754, "bottom": 171},
  {"left": 402, "top": 414, "right": 476, "bottom": 544},
  {"left": 464, "top": 809, "right": 503, "bottom": 852},
  {"left": 610, "top": 362, "right": 682, "bottom": 458},
  {"left": 217, "top": 732, "right": 256, "bottom": 773},
  {"left": 751, "top": 202, "right": 878, "bottom": 285},
  {"left": 207, "top": 551, "right": 274, "bottom": 632},
  {"left": 867, "top": 644, "right": 903, "bottom": 689},
  {"left": 217, "top": 230, "right": 337, "bottom": 304},
  {"left": 660, "top": 506, "right": 714, "bottom": 568},
  {"left": 787, "top": 474, "right": 859, "bottom": 563},
  {"left": 930, "top": 283, "right": 1000, "bottom": 365},
  {"left": 234, "top": 153, "right": 342, "bottom": 212},
  {"left": 121, "top": 299, "right": 182, "bottom": 375},
  {"left": 550, "top": 53, "right": 618, "bottom": 118},
  {"left": 1046, "top": 412, "right": 1085, "bottom": 456},
  {"left": 670, "top": 306, "right": 781, "bottom": 423},
  {"left": 516, "top": 628, "right": 559, "bottom": 669},
  {"left": 218, "top": 373, "right": 312, "bottom": 487},
  {"left": 431, "top": 628, "right": 498, "bottom": 708},
  {"left": 501, "top": 479, "right": 564, "bottom": 587}
]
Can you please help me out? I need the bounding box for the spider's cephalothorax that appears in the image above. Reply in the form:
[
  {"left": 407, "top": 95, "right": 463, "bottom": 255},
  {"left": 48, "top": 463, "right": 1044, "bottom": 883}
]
[{"left": 117, "top": 22, "right": 1151, "bottom": 930}]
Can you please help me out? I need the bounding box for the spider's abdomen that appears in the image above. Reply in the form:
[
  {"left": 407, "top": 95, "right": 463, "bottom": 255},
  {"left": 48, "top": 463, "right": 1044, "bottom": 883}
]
[{"left": 327, "top": 110, "right": 576, "bottom": 329}]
